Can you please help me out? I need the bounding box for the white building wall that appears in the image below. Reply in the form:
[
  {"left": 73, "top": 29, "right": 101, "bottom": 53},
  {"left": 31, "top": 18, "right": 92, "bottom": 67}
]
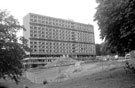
[{"left": 23, "top": 13, "right": 96, "bottom": 56}]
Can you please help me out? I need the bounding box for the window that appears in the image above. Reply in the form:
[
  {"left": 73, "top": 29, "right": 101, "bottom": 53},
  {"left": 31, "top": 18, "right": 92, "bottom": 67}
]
[
  {"left": 38, "top": 20, "right": 41, "bottom": 23},
  {"left": 38, "top": 31, "right": 41, "bottom": 33},
  {"left": 34, "top": 42, "right": 37, "bottom": 44},
  {"left": 56, "top": 23, "right": 58, "bottom": 25},
  {"left": 30, "top": 15, "right": 34, "bottom": 18},
  {"left": 46, "top": 42, "right": 48, "bottom": 45},
  {"left": 34, "top": 26, "right": 37, "bottom": 29},
  {"left": 46, "top": 50, "right": 49, "bottom": 53},
  {"left": 42, "top": 21, "right": 45, "bottom": 24},
  {"left": 46, "top": 28, "right": 48, "bottom": 31},
  {"left": 48, "top": 36, "right": 51, "bottom": 39},
  {"left": 30, "top": 42, "right": 33, "bottom": 44},
  {"left": 34, "top": 16, "right": 37, "bottom": 18},
  {"left": 30, "top": 26, "right": 33, "bottom": 29},
  {"left": 30, "top": 30, "right": 33, "bottom": 32},
  {"left": 49, "top": 22, "right": 52, "bottom": 25},
  {"left": 30, "top": 34, "right": 33, "bottom": 37},
  {"left": 34, "top": 34, "right": 37, "bottom": 37},
  {"left": 42, "top": 17, "right": 45, "bottom": 20},
  {"left": 42, "top": 35, "right": 44, "bottom": 38},
  {"left": 50, "top": 50, "right": 52, "bottom": 52},
  {"left": 59, "top": 23, "right": 61, "bottom": 26},
  {"left": 30, "top": 19, "right": 33, "bottom": 22},
  {"left": 39, "top": 35, "right": 41, "bottom": 37},
  {"left": 38, "top": 42, "right": 41, "bottom": 44},
  {"left": 34, "top": 19, "right": 37, "bottom": 22},
  {"left": 38, "top": 27, "right": 41, "bottom": 30},
  {"left": 38, "top": 16, "right": 41, "bottom": 19},
  {"left": 46, "top": 21, "right": 48, "bottom": 24}
]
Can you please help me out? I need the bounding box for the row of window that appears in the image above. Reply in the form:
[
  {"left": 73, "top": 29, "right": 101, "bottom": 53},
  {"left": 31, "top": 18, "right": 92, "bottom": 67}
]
[
  {"left": 31, "top": 49, "right": 95, "bottom": 54},
  {"left": 30, "top": 31, "right": 73, "bottom": 37},
  {"left": 30, "top": 42, "right": 95, "bottom": 53},
  {"left": 30, "top": 18, "right": 75, "bottom": 29},
  {"left": 32, "top": 49, "right": 74, "bottom": 53},
  {"left": 30, "top": 45, "right": 92, "bottom": 49},
  {"left": 30, "top": 25, "right": 93, "bottom": 35},
  {"left": 29, "top": 25, "right": 94, "bottom": 43},
  {"left": 30, "top": 41, "right": 96, "bottom": 54},
  {"left": 30, "top": 34, "right": 94, "bottom": 43},
  {"left": 30, "top": 34, "right": 76, "bottom": 41},
  {"left": 30, "top": 41, "right": 94, "bottom": 47},
  {"left": 29, "top": 14, "right": 93, "bottom": 32},
  {"left": 30, "top": 31, "right": 93, "bottom": 38},
  {"left": 30, "top": 25, "right": 92, "bottom": 34}
]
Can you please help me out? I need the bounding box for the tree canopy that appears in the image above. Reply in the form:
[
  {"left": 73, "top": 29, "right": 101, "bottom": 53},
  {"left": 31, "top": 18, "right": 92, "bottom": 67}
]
[
  {"left": 96, "top": 42, "right": 113, "bottom": 56},
  {"left": 0, "top": 10, "right": 30, "bottom": 83},
  {"left": 95, "top": 44, "right": 101, "bottom": 56},
  {"left": 94, "top": 0, "right": 135, "bottom": 55}
]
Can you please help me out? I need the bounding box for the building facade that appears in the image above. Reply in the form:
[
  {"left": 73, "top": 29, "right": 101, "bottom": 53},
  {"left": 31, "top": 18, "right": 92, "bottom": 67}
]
[{"left": 23, "top": 13, "right": 96, "bottom": 61}]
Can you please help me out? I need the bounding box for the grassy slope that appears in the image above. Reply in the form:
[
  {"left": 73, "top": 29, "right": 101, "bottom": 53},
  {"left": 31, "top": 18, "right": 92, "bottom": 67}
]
[
  {"left": 0, "top": 59, "right": 135, "bottom": 88},
  {"left": 46, "top": 66, "right": 135, "bottom": 88}
]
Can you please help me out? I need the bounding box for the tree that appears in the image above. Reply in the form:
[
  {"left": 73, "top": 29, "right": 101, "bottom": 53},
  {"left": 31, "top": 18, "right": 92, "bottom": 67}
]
[
  {"left": 94, "top": 0, "right": 135, "bottom": 55},
  {"left": 0, "top": 10, "right": 30, "bottom": 83},
  {"left": 96, "top": 42, "right": 112, "bottom": 56},
  {"left": 95, "top": 44, "right": 101, "bottom": 56},
  {"left": 100, "top": 42, "right": 115, "bottom": 55},
  {"left": 100, "top": 42, "right": 108, "bottom": 55}
]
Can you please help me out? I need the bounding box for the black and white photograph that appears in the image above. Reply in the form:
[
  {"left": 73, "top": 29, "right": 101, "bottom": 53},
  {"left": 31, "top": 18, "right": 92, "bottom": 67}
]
[{"left": 0, "top": 0, "right": 135, "bottom": 88}]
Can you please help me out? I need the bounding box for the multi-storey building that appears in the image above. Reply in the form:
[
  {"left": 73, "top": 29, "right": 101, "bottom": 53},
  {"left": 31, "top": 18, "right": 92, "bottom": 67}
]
[{"left": 23, "top": 13, "right": 96, "bottom": 66}]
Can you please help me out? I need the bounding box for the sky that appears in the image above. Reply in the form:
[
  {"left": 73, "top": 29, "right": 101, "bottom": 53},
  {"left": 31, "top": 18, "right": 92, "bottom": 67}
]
[{"left": 0, "top": 0, "right": 103, "bottom": 44}]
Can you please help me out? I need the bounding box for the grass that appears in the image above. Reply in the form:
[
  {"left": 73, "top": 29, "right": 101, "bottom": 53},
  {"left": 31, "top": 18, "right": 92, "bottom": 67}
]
[{"left": 1, "top": 59, "right": 135, "bottom": 88}]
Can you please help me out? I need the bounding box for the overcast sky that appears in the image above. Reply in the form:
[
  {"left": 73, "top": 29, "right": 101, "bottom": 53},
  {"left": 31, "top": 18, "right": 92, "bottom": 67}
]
[{"left": 1, "top": 0, "right": 103, "bottom": 44}]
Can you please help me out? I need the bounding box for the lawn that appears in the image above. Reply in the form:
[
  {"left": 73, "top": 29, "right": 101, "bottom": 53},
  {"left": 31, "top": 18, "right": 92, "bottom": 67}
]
[{"left": 0, "top": 59, "right": 135, "bottom": 88}]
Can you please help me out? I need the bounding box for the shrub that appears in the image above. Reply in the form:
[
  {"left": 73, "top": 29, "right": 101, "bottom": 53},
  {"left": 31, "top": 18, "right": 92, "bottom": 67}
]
[
  {"left": 43, "top": 80, "right": 48, "bottom": 85},
  {"left": 124, "top": 61, "right": 135, "bottom": 73}
]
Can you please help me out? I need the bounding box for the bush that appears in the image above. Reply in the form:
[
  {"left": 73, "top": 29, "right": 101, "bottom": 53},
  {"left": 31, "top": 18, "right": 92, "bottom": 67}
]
[
  {"left": 0, "top": 85, "right": 8, "bottom": 88},
  {"left": 124, "top": 61, "right": 135, "bottom": 73},
  {"left": 43, "top": 80, "right": 48, "bottom": 85}
]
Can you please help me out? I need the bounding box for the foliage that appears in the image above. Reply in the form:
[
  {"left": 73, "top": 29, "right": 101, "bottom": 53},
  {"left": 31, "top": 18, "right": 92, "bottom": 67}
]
[
  {"left": 96, "top": 42, "right": 113, "bottom": 56},
  {"left": 0, "top": 85, "right": 7, "bottom": 88},
  {"left": 0, "top": 10, "right": 30, "bottom": 83},
  {"left": 43, "top": 80, "right": 48, "bottom": 85},
  {"left": 95, "top": 44, "right": 101, "bottom": 56},
  {"left": 124, "top": 61, "right": 135, "bottom": 73},
  {"left": 94, "top": 0, "right": 135, "bottom": 55}
]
